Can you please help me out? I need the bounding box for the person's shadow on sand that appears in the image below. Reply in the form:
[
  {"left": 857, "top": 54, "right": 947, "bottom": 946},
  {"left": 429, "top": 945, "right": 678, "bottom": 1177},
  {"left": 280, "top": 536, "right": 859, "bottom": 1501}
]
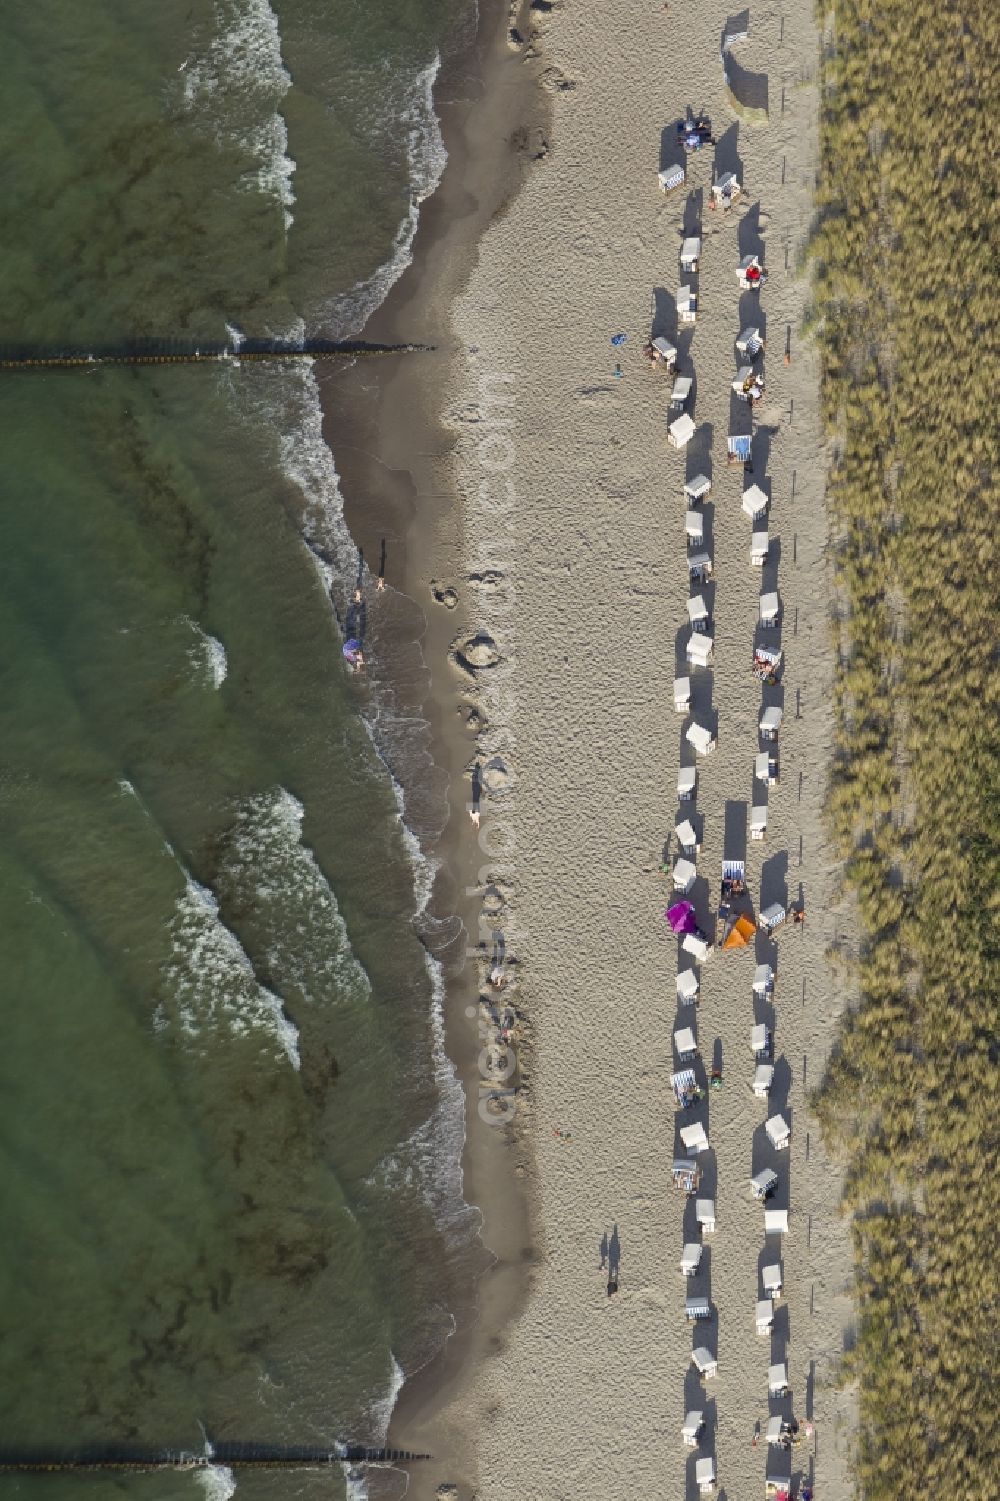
[{"left": 607, "top": 1224, "right": 621, "bottom": 1295}]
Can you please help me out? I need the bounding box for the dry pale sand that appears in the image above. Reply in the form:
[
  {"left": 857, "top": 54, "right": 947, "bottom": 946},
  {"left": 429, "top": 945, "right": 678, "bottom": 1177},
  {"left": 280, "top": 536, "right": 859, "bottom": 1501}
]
[{"left": 429, "top": 1, "right": 858, "bottom": 1496}]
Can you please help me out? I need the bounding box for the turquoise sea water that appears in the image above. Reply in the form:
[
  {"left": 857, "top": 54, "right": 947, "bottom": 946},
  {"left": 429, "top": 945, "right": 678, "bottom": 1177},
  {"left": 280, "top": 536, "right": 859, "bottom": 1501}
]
[{"left": 0, "top": 2, "right": 469, "bottom": 1495}]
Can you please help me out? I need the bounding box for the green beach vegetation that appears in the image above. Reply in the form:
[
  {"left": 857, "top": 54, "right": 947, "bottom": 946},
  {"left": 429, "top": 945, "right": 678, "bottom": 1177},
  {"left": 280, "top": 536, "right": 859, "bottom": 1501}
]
[{"left": 809, "top": 0, "right": 999, "bottom": 1494}]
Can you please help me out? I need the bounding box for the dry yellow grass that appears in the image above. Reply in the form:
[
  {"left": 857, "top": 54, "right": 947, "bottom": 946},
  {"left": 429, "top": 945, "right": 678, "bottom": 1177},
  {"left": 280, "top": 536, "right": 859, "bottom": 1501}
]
[{"left": 811, "top": 0, "right": 1000, "bottom": 1494}]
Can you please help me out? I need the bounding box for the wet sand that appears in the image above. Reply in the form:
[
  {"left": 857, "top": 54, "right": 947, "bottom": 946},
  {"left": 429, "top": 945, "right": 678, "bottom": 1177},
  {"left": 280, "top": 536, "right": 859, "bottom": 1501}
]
[{"left": 319, "top": 3, "right": 549, "bottom": 1497}]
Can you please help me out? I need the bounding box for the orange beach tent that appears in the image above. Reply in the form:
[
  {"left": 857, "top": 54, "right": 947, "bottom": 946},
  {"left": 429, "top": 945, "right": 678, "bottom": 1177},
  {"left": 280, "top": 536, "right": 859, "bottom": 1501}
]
[{"left": 722, "top": 915, "right": 755, "bottom": 950}]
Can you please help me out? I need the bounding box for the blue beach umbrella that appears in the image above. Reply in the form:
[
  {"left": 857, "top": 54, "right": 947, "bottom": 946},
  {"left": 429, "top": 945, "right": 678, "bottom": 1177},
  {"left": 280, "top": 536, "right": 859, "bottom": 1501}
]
[{"left": 610, "top": 332, "right": 627, "bottom": 347}]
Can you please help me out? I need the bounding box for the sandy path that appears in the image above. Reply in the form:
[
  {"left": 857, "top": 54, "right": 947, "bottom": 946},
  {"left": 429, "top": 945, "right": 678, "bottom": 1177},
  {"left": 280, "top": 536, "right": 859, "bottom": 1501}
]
[{"left": 438, "top": 2, "right": 857, "bottom": 1496}]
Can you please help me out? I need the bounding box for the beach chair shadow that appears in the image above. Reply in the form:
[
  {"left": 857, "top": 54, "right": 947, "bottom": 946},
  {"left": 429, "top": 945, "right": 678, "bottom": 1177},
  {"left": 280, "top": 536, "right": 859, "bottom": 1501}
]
[
  {"left": 690, "top": 874, "right": 713, "bottom": 936},
  {"left": 685, "top": 420, "right": 714, "bottom": 488},
  {"left": 752, "top": 424, "right": 779, "bottom": 480},
  {"left": 682, "top": 187, "right": 704, "bottom": 239},
  {"left": 729, "top": 388, "right": 749, "bottom": 434},
  {"left": 771, "top": 1055, "right": 793, "bottom": 1114},
  {"left": 652, "top": 286, "right": 677, "bottom": 342},
  {"left": 735, "top": 288, "right": 762, "bottom": 329},
  {"left": 771, "top": 1299, "right": 791, "bottom": 1352},
  {"left": 660, "top": 125, "right": 681, "bottom": 174},
  {"left": 713, "top": 122, "right": 743, "bottom": 184},
  {"left": 753, "top": 993, "right": 776, "bottom": 1036},
  {"left": 701, "top": 497, "right": 716, "bottom": 557},
  {"left": 739, "top": 201, "right": 768, "bottom": 262},
  {"left": 760, "top": 850, "right": 788, "bottom": 913},
  {"left": 724, "top": 799, "right": 748, "bottom": 864},
  {"left": 675, "top": 622, "right": 690, "bottom": 678},
  {"left": 761, "top": 534, "right": 782, "bottom": 592},
  {"left": 689, "top": 664, "right": 715, "bottom": 724}
]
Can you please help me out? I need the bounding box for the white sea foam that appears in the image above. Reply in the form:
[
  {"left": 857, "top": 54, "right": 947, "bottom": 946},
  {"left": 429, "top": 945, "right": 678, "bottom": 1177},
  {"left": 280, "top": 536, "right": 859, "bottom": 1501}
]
[
  {"left": 183, "top": 616, "right": 228, "bottom": 689},
  {"left": 195, "top": 1466, "right": 237, "bottom": 1501},
  {"left": 163, "top": 874, "right": 300, "bottom": 1067},
  {"left": 326, "top": 56, "right": 447, "bottom": 337},
  {"left": 410, "top": 947, "right": 479, "bottom": 1237},
  {"left": 223, "top": 787, "right": 372, "bottom": 1006},
  {"left": 183, "top": 0, "right": 296, "bottom": 229}
]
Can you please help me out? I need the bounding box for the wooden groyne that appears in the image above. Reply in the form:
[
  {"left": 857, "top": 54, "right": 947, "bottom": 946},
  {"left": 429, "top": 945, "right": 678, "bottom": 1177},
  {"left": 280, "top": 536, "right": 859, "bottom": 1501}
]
[
  {"left": 0, "top": 1443, "right": 430, "bottom": 1472},
  {"left": 0, "top": 338, "right": 434, "bottom": 371}
]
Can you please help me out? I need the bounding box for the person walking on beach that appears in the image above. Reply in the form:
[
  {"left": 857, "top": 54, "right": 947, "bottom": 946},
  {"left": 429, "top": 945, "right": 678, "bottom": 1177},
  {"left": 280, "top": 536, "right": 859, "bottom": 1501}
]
[
  {"left": 377, "top": 538, "right": 387, "bottom": 591},
  {"left": 469, "top": 760, "right": 482, "bottom": 829}
]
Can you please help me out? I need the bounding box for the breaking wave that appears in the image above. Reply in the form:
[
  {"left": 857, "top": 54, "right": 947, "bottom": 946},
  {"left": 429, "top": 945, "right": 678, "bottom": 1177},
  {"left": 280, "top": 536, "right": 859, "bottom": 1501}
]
[
  {"left": 162, "top": 874, "right": 300, "bottom": 1067},
  {"left": 182, "top": 0, "right": 296, "bottom": 228},
  {"left": 325, "top": 56, "right": 448, "bottom": 337}
]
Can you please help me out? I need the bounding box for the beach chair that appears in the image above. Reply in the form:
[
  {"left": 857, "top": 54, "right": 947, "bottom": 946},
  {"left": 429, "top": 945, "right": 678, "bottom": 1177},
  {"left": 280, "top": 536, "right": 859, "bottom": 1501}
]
[
  {"left": 680, "top": 1122, "right": 710, "bottom": 1154},
  {"left": 680, "top": 1242, "right": 703, "bottom": 1276},
  {"left": 680, "top": 236, "right": 701, "bottom": 273},
  {"left": 742, "top": 483, "right": 769, "bottom": 520},
  {"left": 686, "top": 631, "right": 713, "bottom": 668},
  {"left": 751, "top": 1022, "right": 772, "bottom": 1060},
  {"left": 658, "top": 162, "right": 686, "bottom": 192},
  {"left": 669, "top": 412, "right": 697, "bottom": 449},
  {"left": 755, "top": 750, "right": 777, "bottom": 783},
  {"left": 688, "top": 550, "right": 713, "bottom": 584},
  {"left": 764, "top": 1207, "right": 789, "bottom": 1235},
  {"left": 695, "top": 1456, "right": 716, "bottom": 1494},
  {"left": 696, "top": 1197, "right": 716, "bottom": 1233},
  {"left": 753, "top": 1063, "right": 774, "bottom": 1098},
  {"left": 671, "top": 375, "right": 693, "bottom": 409},
  {"left": 686, "top": 722, "right": 716, "bottom": 757},
  {"left": 759, "top": 706, "right": 783, "bottom": 741},
  {"left": 676, "top": 285, "right": 697, "bottom": 325},
  {"left": 682, "top": 1410, "right": 705, "bottom": 1447},
  {"left": 676, "top": 968, "right": 699, "bottom": 1005},
  {"left": 751, "top": 1167, "right": 779, "bottom": 1201},
  {"left": 752, "top": 962, "right": 774, "bottom": 997},
  {"left": 675, "top": 818, "right": 699, "bottom": 855},
  {"left": 687, "top": 594, "right": 710, "bottom": 631},
  {"left": 762, "top": 1262, "right": 783, "bottom": 1298},
  {"left": 759, "top": 590, "right": 780, "bottom": 628},
  {"left": 674, "top": 1026, "right": 698, "bottom": 1062}
]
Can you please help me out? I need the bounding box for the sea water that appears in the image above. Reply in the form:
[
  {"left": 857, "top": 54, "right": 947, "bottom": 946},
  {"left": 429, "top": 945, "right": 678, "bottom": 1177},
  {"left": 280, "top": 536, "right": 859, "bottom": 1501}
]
[{"left": 0, "top": 2, "right": 472, "bottom": 1496}]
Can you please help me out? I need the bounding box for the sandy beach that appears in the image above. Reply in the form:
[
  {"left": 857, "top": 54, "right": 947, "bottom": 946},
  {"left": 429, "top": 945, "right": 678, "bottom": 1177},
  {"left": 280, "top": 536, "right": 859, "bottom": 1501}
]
[{"left": 330, "top": 1, "right": 859, "bottom": 1497}]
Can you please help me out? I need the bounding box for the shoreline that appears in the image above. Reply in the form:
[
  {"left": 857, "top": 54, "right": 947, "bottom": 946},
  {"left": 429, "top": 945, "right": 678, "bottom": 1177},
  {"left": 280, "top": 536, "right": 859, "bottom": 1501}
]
[{"left": 318, "top": 3, "right": 551, "bottom": 1496}]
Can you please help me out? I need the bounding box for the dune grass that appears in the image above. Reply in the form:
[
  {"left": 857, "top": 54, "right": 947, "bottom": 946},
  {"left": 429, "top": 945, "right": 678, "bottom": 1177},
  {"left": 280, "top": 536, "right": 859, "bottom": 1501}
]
[{"left": 809, "top": 0, "right": 1000, "bottom": 1493}]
